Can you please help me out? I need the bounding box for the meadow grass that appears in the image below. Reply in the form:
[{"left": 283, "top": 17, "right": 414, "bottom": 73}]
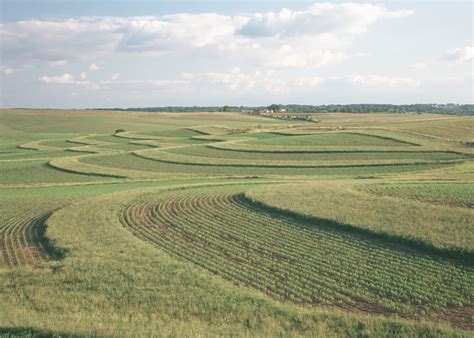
[
  {"left": 392, "top": 118, "right": 473, "bottom": 142},
  {"left": 361, "top": 182, "right": 474, "bottom": 208},
  {"left": 39, "top": 139, "right": 82, "bottom": 149},
  {"left": 246, "top": 181, "right": 474, "bottom": 254},
  {"left": 0, "top": 160, "right": 116, "bottom": 185},
  {"left": 80, "top": 152, "right": 453, "bottom": 177},
  {"left": 243, "top": 132, "right": 409, "bottom": 147},
  {"left": 1, "top": 182, "right": 468, "bottom": 336},
  {"left": 169, "top": 145, "right": 466, "bottom": 161},
  {"left": 139, "top": 128, "right": 205, "bottom": 138},
  {"left": 0, "top": 149, "right": 81, "bottom": 161},
  {"left": 139, "top": 147, "right": 463, "bottom": 168},
  {"left": 0, "top": 109, "right": 472, "bottom": 336},
  {"left": 121, "top": 185, "right": 473, "bottom": 320}
]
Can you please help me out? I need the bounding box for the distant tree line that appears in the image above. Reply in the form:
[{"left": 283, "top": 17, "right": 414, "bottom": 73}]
[
  {"left": 97, "top": 106, "right": 256, "bottom": 113},
  {"left": 274, "top": 104, "right": 473, "bottom": 115},
  {"left": 95, "top": 104, "right": 473, "bottom": 115}
]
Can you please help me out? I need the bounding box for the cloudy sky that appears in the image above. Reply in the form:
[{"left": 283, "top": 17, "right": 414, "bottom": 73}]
[{"left": 0, "top": 1, "right": 472, "bottom": 108}]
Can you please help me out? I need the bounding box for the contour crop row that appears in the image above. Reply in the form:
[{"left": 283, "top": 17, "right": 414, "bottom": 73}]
[
  {"left": 120, "top": 188, "right": 473, "bottom": 328},
  {"left": 0, "top": 211, "right": 56, "bottom": 267}
]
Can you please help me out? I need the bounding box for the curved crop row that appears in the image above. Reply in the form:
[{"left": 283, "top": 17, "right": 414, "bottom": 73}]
[
  {"left": 80, "top": 152, "right": 452, "bottom": 177},
  {"left": 241, "top": 132, "right": 414, "bottom": 147},
  {"left": 66, "top": 135, "right": 139, "bottom": 154},
  {"left": 207, "top": 141, "right": 419, "bottom": 153},
  {"left": 136, "top": 148, "right": 464, "bottom": 168},
  {"left": 120, "top": 188, "right": 474, "bottom": 329},
  {"left": 168, "top": 145, "right": 466, "bottom": 162},
  {"left": 18, "top": 139, "right": 64, "bottom": 152},
  {"left": 0, "top": 211, "right": 59, "bottom": 267}
]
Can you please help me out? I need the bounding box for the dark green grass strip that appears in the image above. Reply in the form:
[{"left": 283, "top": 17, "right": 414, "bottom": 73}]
[
  {"left": 346, "top": 132, "right": 421, "bottom": 146},
  {"left": 266, "top": 131, "right": 421, "bottom": 146},
  {"left": 46, "top": 161, "right": 126, "bottom": 179},
  {"left": 80, "top": 153, "right": 453, "bottom": 176},
  {"left": 206, "top": 144, "right": 467, "bottom": 155},
  {"left": 184, "top": 127, "right": 211, "bottom": 135},
  {"left": 243, "top": 132, "right": 418, "bottom": 147},
  {"left": 0, "top": 161, "right": 120, "bottom": 184},
  {"left": 136, "top": 152, "right": 463, "bottom": 169}
]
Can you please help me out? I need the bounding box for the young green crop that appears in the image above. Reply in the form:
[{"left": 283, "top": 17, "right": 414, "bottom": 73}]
[
  {"left": 247, "top": 181, "right": 474, "bottom": 253},
  {"left": 120, "top": 185, "right": 473, "bottom": 327}
]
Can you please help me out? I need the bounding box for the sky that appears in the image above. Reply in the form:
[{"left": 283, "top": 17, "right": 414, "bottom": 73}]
[{"left": 0, "top": 1, "right": 472, "bottom": 108}]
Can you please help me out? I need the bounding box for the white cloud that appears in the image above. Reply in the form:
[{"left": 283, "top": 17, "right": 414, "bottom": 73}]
[
  {"left": 1, "top": 18, "right": 122, "bottom": 60},
  {"left": 294, "top": 76, "right": 324, "bottom": 88},
  {"left": 39, "top": 73, "right": 75, "bottom": 84},
  {"left": 183, "top": 69, "right": 324, "bottom": 93},
  {"left": 107, "top": 79, "right": 188, "bottom": 87},
  {"left": 410, "top": 62, "right": 428, "bottom": 70},
  {"left": 36, "top": 68, "right": 422, "bottom": 95},
  {"left": 42, "top": 68, "right": 324, "bottom": 94},
  {"left": 38, "top": 72, "right": 185, "bottom": 90},
  {"left": 2, "top": 67, "right": 14, "bottom": 75},
  {"left": 89, "top": 63, "right": 100, "bottom": 71},
  {"left": 116, "top": 14, "right": 244, "bottom": 53},
  {"left": 38, "top": 73, "right": 104, "bottom": 89},
  {"left": 351, "top": 75, "right": 420, "bottom": 88},
  {"left": 444, "top": 46, "right": 474, "bottom": 63},
  {"left": 0, "top": 4, "right": 412, "bottom": 71},
  {"left": 238, "top": 4, "right": 412, "bottom": 38},
  {"left": 48, "top": 60, "right": 68, "bottom": 67},
  {"left": 264, "top": 45, "right": 347, "bottom": 68}
]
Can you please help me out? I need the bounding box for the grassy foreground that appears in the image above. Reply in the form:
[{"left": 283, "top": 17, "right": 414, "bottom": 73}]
[
  {"left": 0, "top": 183, "right": 467, "bottom": 337},
  {"left": 0, "top": 109, "right": 473, "bottom": 336}
]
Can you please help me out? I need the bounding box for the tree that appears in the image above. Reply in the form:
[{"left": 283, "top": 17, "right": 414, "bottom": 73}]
[
  {"left": 222, "top": 106, "right": 234, "bottom": 112},
  {"left": 268, "top": 104, "right": 283, "bottom": 112}
]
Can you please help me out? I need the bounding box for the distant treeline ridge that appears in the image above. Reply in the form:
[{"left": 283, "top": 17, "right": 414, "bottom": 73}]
[{"left": 95, "top": 104, "right": 474, "bottom": 115}]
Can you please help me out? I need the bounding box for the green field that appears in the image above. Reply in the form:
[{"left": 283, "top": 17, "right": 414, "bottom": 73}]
[
  {"left": 0, "top": 109, "right": 473, "bottom": 337},
  {"left": 361, "top": 183, "right": 474, "bottom": 208}
]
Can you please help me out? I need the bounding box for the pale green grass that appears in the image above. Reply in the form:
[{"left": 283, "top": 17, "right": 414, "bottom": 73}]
[
  {"left": 81, "top": 152, "right": 453, "bottom": 177},
  {"left": 120, "top": 185, "right": 473, "bottom": 318},
  {"left": 361, "top": 183, "right": 474, "bottom": 208},
  {"left": 244, "top": 132, "right": 408, "bottom": 147},
  {"left": 246, "top": 181, "right": 474, "bottom": 254},
  {"left": 0, "top": 160, "right": 116, "bottom": 185},
  {"left": 169, "top": 145, "right": 466, "bottom": 162}
]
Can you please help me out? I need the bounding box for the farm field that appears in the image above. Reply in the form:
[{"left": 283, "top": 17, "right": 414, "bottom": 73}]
[{"left": 0, "top": 109, "right": 473, "bottom": 337}]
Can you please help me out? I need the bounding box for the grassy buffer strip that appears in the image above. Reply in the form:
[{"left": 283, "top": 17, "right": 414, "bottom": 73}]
[{"left": 134, "top": 148, "right": 465, "bottom": 169}]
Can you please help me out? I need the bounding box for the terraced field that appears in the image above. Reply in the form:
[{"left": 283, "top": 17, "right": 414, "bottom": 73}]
[
  {"left": 120, "top": 186, "right": 473, "bottom": 328},
  {"left": 0, "top": 160, "right": 115, "bottom": 185},
  {"left": 1, "top": 109, "right": 473, "bottom": 337},
  {"left": 82, "top": 152, "right": 453, "bottom": 177},
  {"left": 168, "top": 145, "right": 464, "bottom": 162},
  {"left": 242, "top": 132, "right": 413, "bottom": 147},
  {"left": 155, "top": 146, "right": 465, "bottom": 167}
]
